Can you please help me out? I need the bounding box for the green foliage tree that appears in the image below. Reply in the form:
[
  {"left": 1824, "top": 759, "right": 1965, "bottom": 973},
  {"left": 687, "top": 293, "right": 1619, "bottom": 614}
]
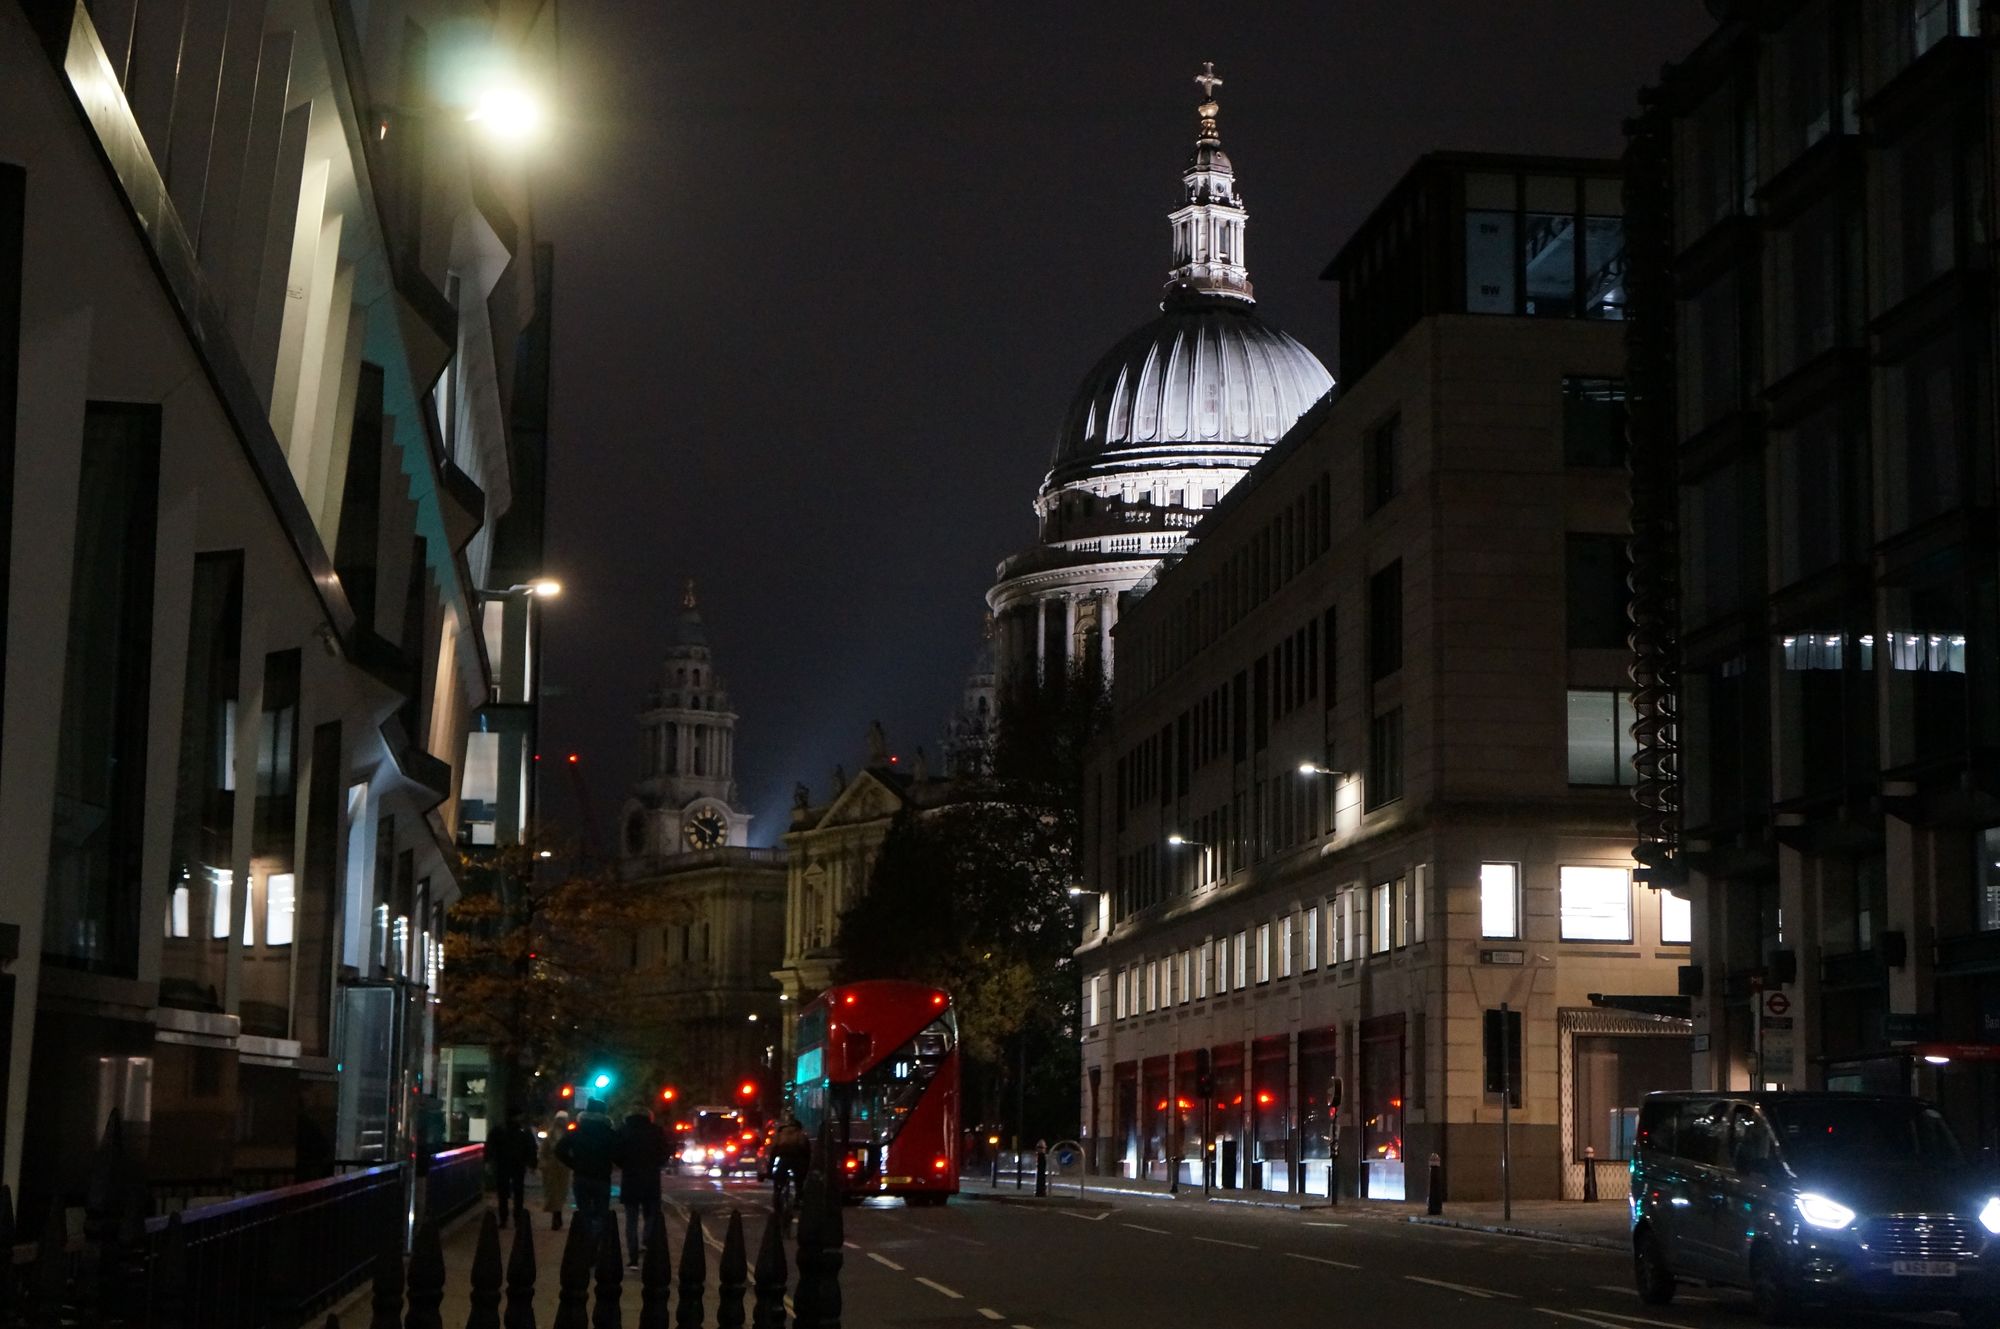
[
  {"left": 835, "top": 660, "right": 1110, "bottom": 1140},
  {"left": 439, "top": 842, "right": 656, "bottom": 1114}
]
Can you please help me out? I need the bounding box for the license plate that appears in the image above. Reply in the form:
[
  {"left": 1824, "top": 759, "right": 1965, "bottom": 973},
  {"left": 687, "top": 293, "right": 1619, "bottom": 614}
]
[{"left": 1892, "top": 1260, "right": 1957, "bottom": 1278}]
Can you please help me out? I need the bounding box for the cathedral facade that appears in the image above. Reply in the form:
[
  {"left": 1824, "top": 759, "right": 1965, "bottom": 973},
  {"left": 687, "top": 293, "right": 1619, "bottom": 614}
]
[
  {"left": 616, "top": 585, "right": 786, "bottom": 1106},
  {"left": 986, "top": 66, "right": 1334, "bottom": 698}
]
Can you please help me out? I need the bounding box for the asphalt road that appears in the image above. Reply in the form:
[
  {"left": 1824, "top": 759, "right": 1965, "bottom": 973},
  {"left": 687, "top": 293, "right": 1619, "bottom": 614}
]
[{"left": 659, "top": 1173, "right": 1970, "bottom": 1329}]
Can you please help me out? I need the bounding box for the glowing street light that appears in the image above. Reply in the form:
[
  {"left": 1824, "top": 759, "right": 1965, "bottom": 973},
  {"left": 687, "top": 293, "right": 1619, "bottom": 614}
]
[
  {"left": 1166, "top": 833, "right": 1204, "bottom": 848},
  {"left": 467, "top": 85, "right": 545, "bottom": 142},
  {"left": 1297, "top": 762, "right": 1347, "bottom": 778}
]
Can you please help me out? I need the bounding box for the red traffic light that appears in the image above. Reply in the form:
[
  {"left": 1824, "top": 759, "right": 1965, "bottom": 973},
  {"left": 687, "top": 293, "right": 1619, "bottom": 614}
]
[
  {"left": 736, "top": 1080, "right": 758, "bottom": 1100},
  {"left": 559, "top": 1084, "right": 574, "bottom": 1099},
  {"left": 660, "top": 1086, "right": 678, "bottom": 1103},
  {"left": 1255, "top": 1090, "right": 1275, "bottom": 1107}
]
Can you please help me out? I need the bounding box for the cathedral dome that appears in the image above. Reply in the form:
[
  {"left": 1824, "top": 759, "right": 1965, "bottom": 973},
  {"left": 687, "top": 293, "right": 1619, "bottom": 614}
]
[{"left": 1047, "top": 295, "right": 1331, "bottom": 489}]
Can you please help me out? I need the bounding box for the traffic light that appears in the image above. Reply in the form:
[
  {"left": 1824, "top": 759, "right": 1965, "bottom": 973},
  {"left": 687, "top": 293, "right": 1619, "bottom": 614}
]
[
  {"left": 736, "top": 1079, "right": 758, "bottom": 1101},
  {"left": 559, "top": 1083, "right": 574, "bottom": 1101},
  {"left": 1194, "top": 1047, "right": 1214, "bottom": 1097},
  {"left": 659, "top": 1085, "right": 678, "bottom": 1105},
  {"left": 591, "top": 1070, "right": 614, "bottom": 1093}
]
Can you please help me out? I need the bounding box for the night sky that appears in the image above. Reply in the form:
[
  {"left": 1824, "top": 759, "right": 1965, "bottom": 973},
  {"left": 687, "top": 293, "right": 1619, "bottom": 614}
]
[{"left": 532, "top": 2, "right": 1714, "bottom": 850}]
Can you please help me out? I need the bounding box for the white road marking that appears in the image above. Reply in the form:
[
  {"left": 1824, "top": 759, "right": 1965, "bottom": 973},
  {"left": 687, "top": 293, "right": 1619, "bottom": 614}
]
[
  {"left": 843, "top": 1240, "right": 861, "bottom": 1249},
  {"left": 1593, "top": 1285, "right": 1713, "bottom": 1305},
  {"left": 977, "top": 1310, "right": 1004, "bottom": 1321},
  {"left": 866, "top": 1252, "right": 904, "bottom": 1271},
  {"left": 1193, "top": 1235, "right": 1256, "bottom": 1250},
  {"left": 1592, "top": 1312, "right": 1696, "bottom": 1328},
  {"left": 1304, "top": 1220, "right": 1350, "bottom": 1228},
  {"left": 1285, "top": 1252, "right": 1361, "bottom": 1270},
  {"left": 1536, "top": 1311, "right": 1633, "bottom": 1329},
  {"left": 1406, "top": 1275, "right": 1518, "bottom": 1300},
  {"left": 1123, "top": 1222, "right": 1170, "bottom": 1234},
  {"left": 1057, "top": 1209, "right": 1112, "bottom": 1221},
  {"left": 915, "top": 1277, "right": 964, "bottom": 1299}
]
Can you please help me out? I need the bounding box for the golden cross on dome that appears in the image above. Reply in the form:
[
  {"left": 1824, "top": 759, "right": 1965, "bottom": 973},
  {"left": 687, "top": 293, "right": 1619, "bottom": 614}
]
[{"left": 1194, "top": 62, "right": 1223, "bottom": 99}]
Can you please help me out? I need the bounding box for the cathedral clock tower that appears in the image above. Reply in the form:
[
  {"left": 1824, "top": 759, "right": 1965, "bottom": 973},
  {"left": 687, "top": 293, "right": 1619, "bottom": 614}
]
[{"left": 621, "top": 581, "right": 755, "bottom": 859}]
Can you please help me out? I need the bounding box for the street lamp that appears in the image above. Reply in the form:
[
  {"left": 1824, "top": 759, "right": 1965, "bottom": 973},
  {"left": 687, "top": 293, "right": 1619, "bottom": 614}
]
[
  {"left": 466, "top": 85, "right": 546, "bottom": 142},
  {"left": 489, "top": 579, "right": 562, "bottom": 598},
  {"left": 1166, "top": 834, "right": 1205, "bottom": 848},
  {"left": 1297, "top": 762, "right": 1347, "bottom": 778}
]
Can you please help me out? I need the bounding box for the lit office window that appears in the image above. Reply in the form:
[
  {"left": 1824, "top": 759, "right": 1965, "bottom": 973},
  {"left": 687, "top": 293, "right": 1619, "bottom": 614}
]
[
  {"left": 1661, "top": 890, "right": 1692, "bottom": 945},
  {"left": 1256, "top": 922, "right": 1273, "bottom": 983},
  {"left": 1481, "top": 863, "right": 1520, "bottom": 938},
  {"left": 1371, "top": 882, "right": 1393, "bottom": 954},
  {"left": 1568, "top": 689, "right": 1639, "bottom": 786},
  {"left": 1304, "top": 907, "right": 1321, "bottom": 970},
  {"left": 1561, "top": 866, "right": 1632, "bottom": 941},
  {"left": 1278, "top": 914, "right": 1294, "bottom": 978},
  {"left": 264, "top": 872, "right": 296, "bottom": 947}
]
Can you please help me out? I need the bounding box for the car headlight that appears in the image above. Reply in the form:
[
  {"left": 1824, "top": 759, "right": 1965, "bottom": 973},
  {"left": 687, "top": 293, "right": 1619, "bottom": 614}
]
[
  {"left": 1981, "top": 1198, "right": 2000, "bottom": 1235},
  {"left": 1796, "top": 1193, "right": 1857, "bottom": 1231}
]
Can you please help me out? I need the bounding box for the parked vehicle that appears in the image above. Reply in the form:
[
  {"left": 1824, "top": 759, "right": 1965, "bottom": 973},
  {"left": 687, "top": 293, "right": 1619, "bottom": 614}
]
[{"left": 1630, "top": 1091, "right": 2000, "bottom": 1325}]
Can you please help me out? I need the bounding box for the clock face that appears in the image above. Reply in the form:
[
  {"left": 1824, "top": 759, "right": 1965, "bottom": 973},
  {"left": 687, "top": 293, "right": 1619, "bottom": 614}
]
[{"left": 683, "top": 809, "right": 728, "bottom": 850}]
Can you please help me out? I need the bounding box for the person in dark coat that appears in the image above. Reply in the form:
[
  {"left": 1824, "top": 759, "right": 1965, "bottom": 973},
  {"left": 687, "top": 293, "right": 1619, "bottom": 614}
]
[
  {"left": 555, "top": 1098, "right": 618, "bottom": 1237},
  {"left": 614, "top": 1107, "right": 669, "bottom": 1267},
  {"left": 489, "top": 1113, "right": 538, "bottom": 1228}
]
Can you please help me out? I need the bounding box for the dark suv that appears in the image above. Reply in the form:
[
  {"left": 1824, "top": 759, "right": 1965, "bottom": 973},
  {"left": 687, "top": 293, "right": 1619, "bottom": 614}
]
[{"left": 1630, "top": 1092, "right": 2000, "bottom": 1325}]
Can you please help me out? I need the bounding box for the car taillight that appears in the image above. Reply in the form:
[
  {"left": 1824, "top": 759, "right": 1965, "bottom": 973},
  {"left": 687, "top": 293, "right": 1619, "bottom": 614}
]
[
  {"left": 726, "top": 1143, "right": 739, "bottom": 1155},
  {"left": 843, "top": 1156, "right": 860, "bottom": 1171},
  {"left": 933, "top": 1156, "right": 948, "bottom": 1171}
]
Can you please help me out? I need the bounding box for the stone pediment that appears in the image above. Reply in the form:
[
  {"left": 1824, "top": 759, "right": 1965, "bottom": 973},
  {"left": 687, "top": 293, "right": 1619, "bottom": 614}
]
[{"left": 818, "top": 769, "right": 906, "bottom": 828}]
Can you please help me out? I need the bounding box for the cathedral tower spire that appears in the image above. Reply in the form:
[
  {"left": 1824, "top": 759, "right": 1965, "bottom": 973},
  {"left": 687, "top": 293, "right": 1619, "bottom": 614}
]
[{"left": 1165, "top": 62, "right": 1254, "bottom": 305}]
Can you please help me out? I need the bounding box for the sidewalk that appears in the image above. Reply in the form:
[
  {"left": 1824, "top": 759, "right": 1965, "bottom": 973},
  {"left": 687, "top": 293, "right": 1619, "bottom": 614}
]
[{"left": 959, "top": 1175, "right": 1631, "bottom": 1249}]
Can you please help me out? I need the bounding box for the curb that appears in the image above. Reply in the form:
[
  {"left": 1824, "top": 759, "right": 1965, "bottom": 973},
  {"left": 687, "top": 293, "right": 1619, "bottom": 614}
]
[
  {"left": 1405, "top": 1215, "right": 1627, "bottom": 1253},
  {"left": 957, "top": 1191, "right": 1112, "bottom": 1210}
]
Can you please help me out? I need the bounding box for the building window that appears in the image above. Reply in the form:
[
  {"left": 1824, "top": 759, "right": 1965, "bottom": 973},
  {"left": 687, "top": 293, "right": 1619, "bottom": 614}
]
[
  {"left": 1256, "top": 922, "right": 1272, "bottom": 983},
  {"left": 1279, "top": 914, "right": 1295, "bottom": 978},
  {"left": 1369, "top": 562, "right": 1403, "bottom": 679},
  {"left": 1199, "top": 939, "right": 1213, "bottom": 998},
  {"left": 1562, "top": 377, "right": 1627, "bottom": 468},
  {"left": 45, "top": 402, "right": 161, "bottom": 977},
  {"left": 1566, "top": 534, "right": 1631, "bottom": 649},
  {"left": 1678, "top": 272, "right": 1745, "bottom": 437},
  {"left": 1481, "top": 863, "right": 1520, "bottom": 938},
  {"left": 1883, "top": 331, "right": 1968, "bottom": 534},
  {"left": 1769, "top": 194, "right": 1846, "bottom": 378},
  {"left": 1367, "top": 708, "right": 1405, "bottom": 808},
  {"left": 1567, "top": 689, "right": 1638, "bottom": 786},
  {"left": 1560, "top": 865, "right": 1632, "bottom": 941},
  {"left": 1234, "top": 930, "right": 1248, "bottom": 990},
  {"left": 1465, "top": 202, "right": 1518, "bottom": 314},
  {"left": 1304, "top": 906, "right": 1321, "bottom": 970},
  {"left": 1661, "top": 889, "right": 1692, "bottom": 946},
  {"left": 1365, "top": 415, "right": 1400, "bottom": 514},
  {"left": 1773, "top": 407, "right": 1849, "bottom": 586},
  {"left": 1683, "top": 453, "right": 1762, "bottom": 627},
  {"left": 1978, "top": 829, "right": 2000, "bottom": 932},
  {"left": 1370, "top": 882, "right": 1393, "bottom": 954}
]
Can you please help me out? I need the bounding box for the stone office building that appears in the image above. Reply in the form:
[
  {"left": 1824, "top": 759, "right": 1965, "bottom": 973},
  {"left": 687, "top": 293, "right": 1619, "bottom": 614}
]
[
  {"left": 1077, "top": 154, "right": 1689, "bottom": 1203},
  {"left": 1628, "top": 1, "right": 2000, "bottom": 1141},
  {"left": 0, "top": 0, "right": 556, "bottom": 1214}
]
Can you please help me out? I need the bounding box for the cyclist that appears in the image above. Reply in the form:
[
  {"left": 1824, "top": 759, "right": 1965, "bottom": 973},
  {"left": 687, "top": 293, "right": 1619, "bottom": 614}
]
[{"left": 769, "top": 1116, "right": 811, "bottom": 1209}]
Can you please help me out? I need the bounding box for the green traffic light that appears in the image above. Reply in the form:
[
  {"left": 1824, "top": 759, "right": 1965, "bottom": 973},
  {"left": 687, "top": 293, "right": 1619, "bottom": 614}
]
[{"left": 592, "top": 1072, "right": 612, "bottom": 1091}]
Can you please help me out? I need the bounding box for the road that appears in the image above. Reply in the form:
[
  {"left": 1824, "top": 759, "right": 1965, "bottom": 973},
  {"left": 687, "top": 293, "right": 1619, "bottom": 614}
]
[{"left": 660, "top": 1173, "right": 1965, "bottom": 1329}]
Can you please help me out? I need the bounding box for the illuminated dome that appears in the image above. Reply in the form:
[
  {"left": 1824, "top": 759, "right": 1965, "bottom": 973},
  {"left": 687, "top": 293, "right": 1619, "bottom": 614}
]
[
  {"left": 1049, "top": 296, "right": 1332, "bottom": 490},
  {"left": 986, "top": 63, "right": 1333, "bottom": 696}
]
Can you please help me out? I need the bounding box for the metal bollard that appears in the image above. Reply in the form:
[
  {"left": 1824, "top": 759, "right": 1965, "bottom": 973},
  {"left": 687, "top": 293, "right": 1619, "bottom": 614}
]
[
  {"left": 1583, "top": 1146, "right": 1598, "bottom": 1202},
  {"left": 1426, "top": 1153, "right": 1444, "bottom": 1216},
  {"left": 1035, "top": 1141, "right": 1048, "bottom": 1198}
]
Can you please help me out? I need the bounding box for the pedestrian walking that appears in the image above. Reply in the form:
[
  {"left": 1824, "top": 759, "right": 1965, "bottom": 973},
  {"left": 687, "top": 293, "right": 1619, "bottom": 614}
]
[
  {"left": 541, "top": 1109, "right": 574, "bottom": 1230},
  {"left": 615, "top": 1105, "right": 669, "bottom": 1268},
  {"left": 556, "top": 1097, "right": 618, "bottom": 1237},
  {"left": 490, "top": 1112, "right": 537, "bottom": 1228}
]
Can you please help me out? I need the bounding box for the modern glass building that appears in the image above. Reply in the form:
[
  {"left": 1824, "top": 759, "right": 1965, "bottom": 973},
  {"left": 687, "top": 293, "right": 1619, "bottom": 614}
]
[{"left": 1627, "top": 0, "right": 2000, "bottom": 1138}]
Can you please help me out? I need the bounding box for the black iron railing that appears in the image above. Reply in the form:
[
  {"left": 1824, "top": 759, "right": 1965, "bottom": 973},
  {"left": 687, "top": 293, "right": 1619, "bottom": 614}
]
[{"left": 420, "top": 1144, "right": 486, "bottom": 1227}]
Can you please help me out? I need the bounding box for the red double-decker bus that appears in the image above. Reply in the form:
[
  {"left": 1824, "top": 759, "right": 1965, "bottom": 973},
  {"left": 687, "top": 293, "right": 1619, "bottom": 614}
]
[{"left": 792, "top": 980, "right": 959, "bottom": 1204}]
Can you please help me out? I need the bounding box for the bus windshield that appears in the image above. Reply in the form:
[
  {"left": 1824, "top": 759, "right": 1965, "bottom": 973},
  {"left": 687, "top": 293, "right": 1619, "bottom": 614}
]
[
  {"left": 845, "top": 1015, "right": 954, "bottom": 1146},
  {"left": 692, "top": 1110, "right": 745, "bottom": 1146}
]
